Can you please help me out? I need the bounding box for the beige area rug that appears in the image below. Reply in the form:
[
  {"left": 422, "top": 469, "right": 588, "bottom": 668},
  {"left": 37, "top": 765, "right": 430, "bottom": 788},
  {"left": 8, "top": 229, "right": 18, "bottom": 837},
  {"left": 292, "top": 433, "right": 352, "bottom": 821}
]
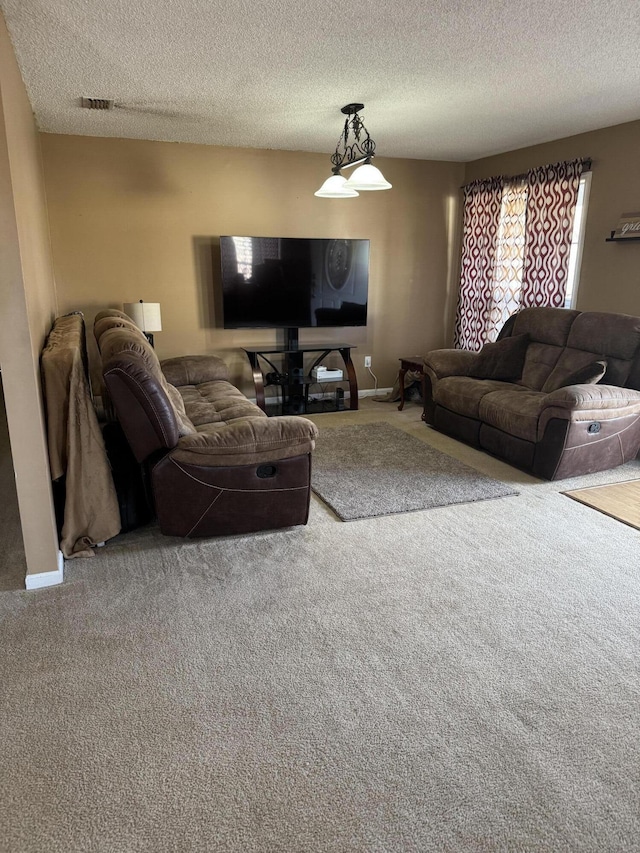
[
  {"left": 564, "top": 478, "right": 640, "bottom": 530},
  {"left": 312, "top": 421, "right": 518, "bottom": 520}
]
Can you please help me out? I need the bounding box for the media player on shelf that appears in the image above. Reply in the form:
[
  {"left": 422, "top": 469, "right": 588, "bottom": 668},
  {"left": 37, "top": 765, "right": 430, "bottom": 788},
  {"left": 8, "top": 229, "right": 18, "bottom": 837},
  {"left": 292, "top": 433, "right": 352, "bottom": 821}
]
[{"left": 311, "top": 366, "right": 344, "bottom": 381}]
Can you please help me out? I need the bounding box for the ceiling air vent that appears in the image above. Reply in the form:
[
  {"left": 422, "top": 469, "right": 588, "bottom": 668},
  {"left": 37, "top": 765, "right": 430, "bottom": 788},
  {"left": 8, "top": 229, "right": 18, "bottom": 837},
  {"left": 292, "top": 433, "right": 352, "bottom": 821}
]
[{"left": 80, "top": 97, "right": 114, "bottom": 110}]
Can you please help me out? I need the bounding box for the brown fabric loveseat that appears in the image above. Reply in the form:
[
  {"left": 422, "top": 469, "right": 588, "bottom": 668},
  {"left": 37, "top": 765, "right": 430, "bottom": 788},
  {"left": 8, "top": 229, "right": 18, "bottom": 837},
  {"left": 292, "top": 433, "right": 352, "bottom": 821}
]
[
  {"left": 423, "top": 307, "right": 640, "bottom": 480},
  {"left": 95, "top": 310, "right": 318, "bottom": 537}
]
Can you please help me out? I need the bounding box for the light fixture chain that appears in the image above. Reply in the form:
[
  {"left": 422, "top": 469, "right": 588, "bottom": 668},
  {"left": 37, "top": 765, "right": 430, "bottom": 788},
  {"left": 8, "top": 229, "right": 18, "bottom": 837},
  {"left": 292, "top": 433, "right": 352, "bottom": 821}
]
[
  {"left": 315, "top": 102, "right": 391, "bottom": 196},
  {"left": 330, "top": 107, "right": 377, "bottom": 172}
]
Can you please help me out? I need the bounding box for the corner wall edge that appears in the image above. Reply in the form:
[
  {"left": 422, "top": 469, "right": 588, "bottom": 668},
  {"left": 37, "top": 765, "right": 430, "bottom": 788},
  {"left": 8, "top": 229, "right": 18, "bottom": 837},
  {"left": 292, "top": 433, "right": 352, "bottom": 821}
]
[{"left": 25, "top": 550, "right": 64, "bottom": 590}]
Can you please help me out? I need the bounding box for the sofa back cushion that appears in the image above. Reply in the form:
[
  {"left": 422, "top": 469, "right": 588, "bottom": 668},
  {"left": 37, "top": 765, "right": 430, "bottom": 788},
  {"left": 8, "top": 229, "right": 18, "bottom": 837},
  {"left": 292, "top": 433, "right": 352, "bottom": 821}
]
[
  {"left": 500, "top": 307, "right": 640, "bottom": 392},
  {"left": 507, "top": 307, "right": 580, "bottom": 390},
  {"left": 468, "top": 334, "right": 529, "bottom": 381},
  {"left": 94, "top": 313, "right": 141, "bottom": 341},
  {"left": 541, "top": 312, "right": 640, "bottom": 391},
  {"left": 511, "top": 307, "right": 580, "bottom": 346},
  {"left": 99, "top": 326, "right": 163, "bottom": 377}
]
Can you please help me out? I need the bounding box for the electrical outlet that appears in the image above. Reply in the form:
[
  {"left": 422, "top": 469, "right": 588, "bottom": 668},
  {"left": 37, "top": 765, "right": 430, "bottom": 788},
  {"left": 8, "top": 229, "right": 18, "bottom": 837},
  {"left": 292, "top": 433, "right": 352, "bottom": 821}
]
[{"left": 364, "top": 356, "right": 372, "bottom": 368}]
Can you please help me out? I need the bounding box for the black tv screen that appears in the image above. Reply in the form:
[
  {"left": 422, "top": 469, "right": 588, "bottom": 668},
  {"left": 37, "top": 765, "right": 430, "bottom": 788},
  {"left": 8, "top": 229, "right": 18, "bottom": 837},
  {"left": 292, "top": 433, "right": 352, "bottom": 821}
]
[{"left": 220, "top": 236, "right": 369, "bottom": 329}]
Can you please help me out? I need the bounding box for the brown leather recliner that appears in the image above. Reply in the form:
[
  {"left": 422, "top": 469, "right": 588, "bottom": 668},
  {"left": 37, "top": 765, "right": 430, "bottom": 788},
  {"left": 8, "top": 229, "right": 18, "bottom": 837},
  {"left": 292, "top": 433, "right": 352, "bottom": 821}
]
[
  {"left": 423, "top": 307, "right": 640, "bottom": 480},
  {"left": 94, "top": 310, "right": 318, "bottom": 537}
]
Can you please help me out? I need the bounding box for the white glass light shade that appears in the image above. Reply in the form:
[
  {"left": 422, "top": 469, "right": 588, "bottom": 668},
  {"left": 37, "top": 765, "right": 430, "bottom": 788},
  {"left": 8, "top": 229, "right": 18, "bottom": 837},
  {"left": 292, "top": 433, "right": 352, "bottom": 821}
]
[
  {"left": 123, "top": 301, "right": 162, "bottom": 332},
  {"left": 314, "top": 174, "right": 359, "bottom": 198},
  {"left": 344, "top": 163, "right": 392, "bottom": 191}
]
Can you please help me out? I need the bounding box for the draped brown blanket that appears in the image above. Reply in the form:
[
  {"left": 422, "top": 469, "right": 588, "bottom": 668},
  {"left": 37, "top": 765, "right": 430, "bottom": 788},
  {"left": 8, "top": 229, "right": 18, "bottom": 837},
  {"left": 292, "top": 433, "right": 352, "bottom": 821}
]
[{"left": 41, "top": 314, "right": 121, "bottom": 557}]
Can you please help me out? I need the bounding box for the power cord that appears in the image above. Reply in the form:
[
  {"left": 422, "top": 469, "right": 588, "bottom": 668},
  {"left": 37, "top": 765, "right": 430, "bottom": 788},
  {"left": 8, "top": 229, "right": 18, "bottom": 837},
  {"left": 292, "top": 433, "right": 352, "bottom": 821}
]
[{"left": 367, "top": 366, "right": 378, "bottom": 393}]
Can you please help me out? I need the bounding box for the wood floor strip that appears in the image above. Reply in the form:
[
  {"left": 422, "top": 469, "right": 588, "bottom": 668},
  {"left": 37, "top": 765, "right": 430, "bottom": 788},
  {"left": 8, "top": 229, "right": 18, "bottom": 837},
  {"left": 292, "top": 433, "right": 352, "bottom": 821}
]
[{"left": 564, "top": 479, "right": 640, "bottom": 531}]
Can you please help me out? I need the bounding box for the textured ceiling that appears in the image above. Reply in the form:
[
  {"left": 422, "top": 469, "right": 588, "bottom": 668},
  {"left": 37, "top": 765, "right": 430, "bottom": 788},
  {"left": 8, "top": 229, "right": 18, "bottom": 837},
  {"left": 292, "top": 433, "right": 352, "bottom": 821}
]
[{"left": 2, "top": 0, "right": 640, "bottom": 162}]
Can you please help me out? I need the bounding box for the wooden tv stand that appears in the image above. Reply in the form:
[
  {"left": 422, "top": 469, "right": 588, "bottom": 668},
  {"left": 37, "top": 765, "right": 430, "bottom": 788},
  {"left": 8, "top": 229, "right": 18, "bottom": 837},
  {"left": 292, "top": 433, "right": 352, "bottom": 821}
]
[{"left": 243, "top": 344, "right": 358, "bottom": 416}]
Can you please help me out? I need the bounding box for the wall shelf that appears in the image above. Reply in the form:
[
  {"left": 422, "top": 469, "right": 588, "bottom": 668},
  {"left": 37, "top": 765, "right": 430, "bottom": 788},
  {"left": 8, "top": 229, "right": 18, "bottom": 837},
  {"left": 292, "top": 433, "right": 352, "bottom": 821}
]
[{"left": 606, "top": 231, "right": 640, "bottom": 242}]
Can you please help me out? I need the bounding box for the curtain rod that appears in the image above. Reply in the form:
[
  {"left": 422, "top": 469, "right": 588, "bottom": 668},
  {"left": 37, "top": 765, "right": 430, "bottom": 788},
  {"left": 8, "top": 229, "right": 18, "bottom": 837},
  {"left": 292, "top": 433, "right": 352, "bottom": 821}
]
[{"left": 461, "top": 157, "right": 592, "bottom": 189}]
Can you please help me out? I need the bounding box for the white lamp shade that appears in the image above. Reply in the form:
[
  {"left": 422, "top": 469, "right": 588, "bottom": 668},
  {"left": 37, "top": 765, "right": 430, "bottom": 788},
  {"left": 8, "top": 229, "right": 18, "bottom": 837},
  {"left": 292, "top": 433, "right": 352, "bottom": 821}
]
[
  {"left": 123, "top": 301, "right": 162, "bottom": 332},
  {"left": 314, "top": 174, "right": 359, "bottom": 198},
  {"left": 344, "top": 163, "right": 392, "bottom": 191}
]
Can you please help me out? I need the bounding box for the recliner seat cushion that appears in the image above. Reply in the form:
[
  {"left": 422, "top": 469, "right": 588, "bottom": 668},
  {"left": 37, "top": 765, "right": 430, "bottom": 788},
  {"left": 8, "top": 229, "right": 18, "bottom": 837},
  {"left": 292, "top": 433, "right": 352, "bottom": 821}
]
[
  {"left": 172, "top": 416, "right": 318, "bottom": 467},
  {"left": 434, "top": 376, "right": 528, "bottom": 419},
  {"left": 479, "top": 388, "right": 548, "bottom": 442},
  {"left": 178, "top": 380, "right": 267, "bottom": 426}
]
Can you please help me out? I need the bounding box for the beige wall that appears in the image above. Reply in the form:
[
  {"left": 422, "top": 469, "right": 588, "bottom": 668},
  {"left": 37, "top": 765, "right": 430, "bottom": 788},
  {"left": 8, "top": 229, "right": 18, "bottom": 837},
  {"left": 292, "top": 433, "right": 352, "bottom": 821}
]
[
  {"left": 40, "top": 134, "right": 464, "bottom": 390},
  {"left": 465, "top": 120, "right": 640, "bottom": 318},
  {"left": 0, "top": 13, "right": 60, "bottom": 579}
]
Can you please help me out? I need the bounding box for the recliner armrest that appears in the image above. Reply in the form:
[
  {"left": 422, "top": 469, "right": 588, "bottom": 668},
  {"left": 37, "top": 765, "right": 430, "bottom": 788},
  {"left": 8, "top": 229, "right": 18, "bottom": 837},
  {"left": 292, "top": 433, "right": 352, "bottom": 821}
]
[
  {"left": 538, "top": 384, "right": 640, "bottom": 441},
  {"left": 161, "top": 354, "right": 230, "bottom": 386},
  {"left": 168, "top": 416, "right": 319, "bottom": 467},
  {"left": 423, "top": 349, "right": 478, "bottom": 380},
  {"left": 542, "top": 384, "right": 640, "bottom": 411}
]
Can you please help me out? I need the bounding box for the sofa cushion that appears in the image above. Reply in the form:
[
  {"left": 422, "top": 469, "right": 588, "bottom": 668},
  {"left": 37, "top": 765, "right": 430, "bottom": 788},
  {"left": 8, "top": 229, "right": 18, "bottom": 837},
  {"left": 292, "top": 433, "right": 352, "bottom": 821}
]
[
  {"left": 543, "top": 359, "right": 607, "bottom": 394},
  {"left": 434, "top": 376, "right": 528, "bottom": 419},
  {"left": 179, "top": 380, "right": 267, "bottom": 426},
  {"left": 468, "top": 334, "right": 529, "bottom": 381},
  {"left": 479, "top": 388, "right": 548, "bottom": 442}
]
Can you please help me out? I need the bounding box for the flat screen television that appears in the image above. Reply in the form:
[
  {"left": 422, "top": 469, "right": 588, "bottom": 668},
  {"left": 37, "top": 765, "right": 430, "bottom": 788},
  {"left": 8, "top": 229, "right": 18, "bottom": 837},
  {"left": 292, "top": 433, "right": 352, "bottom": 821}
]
[{"left": 220, "top": 236, "right": 369, "bottom": 345}]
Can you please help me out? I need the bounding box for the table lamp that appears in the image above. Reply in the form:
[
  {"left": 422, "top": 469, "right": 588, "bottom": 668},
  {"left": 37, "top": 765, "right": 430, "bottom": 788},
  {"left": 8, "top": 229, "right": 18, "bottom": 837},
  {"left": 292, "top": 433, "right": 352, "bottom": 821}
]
[{"left": 123, "top": 300, "right": 162, "bottom": 347}]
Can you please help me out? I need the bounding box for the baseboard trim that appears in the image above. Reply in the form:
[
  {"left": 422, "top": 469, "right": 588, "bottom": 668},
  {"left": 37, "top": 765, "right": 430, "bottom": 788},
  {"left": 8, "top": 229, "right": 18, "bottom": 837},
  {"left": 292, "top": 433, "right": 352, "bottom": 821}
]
[
  {"left": 357, "top": 387, "right": 392, "bottom": 398},
  {"left": 25, "top": 550, "right": 64, "bottom": 590}
]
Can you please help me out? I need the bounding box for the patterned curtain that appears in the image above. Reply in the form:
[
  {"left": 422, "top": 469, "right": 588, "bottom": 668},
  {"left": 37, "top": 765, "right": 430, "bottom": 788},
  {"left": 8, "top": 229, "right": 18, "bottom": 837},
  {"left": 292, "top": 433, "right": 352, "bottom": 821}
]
[
  {"left": 520, "top": 159, "right": 586, "bottom": 308},
  {"left": 453, "top": 177, "right": 504, "bottom": 350},
  {"left": 454, "top": 158, "right": 587, "bottom": 350},
  {"left": 487, "top": 178, "right": 527, "bottom": 342}
]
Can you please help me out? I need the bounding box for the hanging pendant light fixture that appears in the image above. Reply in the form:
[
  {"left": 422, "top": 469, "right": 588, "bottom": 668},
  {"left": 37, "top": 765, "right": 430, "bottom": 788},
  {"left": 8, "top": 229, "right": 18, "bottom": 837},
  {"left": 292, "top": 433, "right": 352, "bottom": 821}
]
[{"left": 314, "top": 103, "right": 392, "bottom": 198}]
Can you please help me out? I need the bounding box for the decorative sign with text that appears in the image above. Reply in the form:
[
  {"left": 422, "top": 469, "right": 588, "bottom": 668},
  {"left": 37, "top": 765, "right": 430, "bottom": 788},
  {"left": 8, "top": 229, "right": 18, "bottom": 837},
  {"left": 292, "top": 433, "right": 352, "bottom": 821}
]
[{"left": 613, "top": 212, "right": 640, "bottom": 239}]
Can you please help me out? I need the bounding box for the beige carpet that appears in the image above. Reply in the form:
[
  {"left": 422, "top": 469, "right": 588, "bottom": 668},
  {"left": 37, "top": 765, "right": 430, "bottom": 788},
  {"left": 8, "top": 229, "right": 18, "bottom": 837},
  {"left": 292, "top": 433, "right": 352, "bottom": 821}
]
[
  {"left": 2, "top": 399, "right": 640, "bottom": 851},
  {"left": 564, "top": 479, "right": 640, "bottom": 530}
]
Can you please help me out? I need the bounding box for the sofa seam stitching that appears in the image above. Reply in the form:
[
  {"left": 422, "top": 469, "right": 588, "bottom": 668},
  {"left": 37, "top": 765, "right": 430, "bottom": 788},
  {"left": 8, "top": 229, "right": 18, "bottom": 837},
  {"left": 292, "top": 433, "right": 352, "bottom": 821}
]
[{"left": 169, "top": 457, "right": 308, "bottom": 491}]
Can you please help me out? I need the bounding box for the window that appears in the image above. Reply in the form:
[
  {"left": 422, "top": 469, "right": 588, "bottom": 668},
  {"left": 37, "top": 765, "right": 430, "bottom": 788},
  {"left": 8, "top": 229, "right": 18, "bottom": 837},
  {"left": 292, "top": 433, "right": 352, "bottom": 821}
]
[
  {"left": 455, "top": 160, "right": 591, "bottom": 351},
  {"left": 564, "top": 172, "right": 591, "bottom": 309},
  {"left": 488, "top": 179, "right": 527, "bottom": 339},
  {"left": 487, "top": 173, "right": 591, "bottom": 334}
]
